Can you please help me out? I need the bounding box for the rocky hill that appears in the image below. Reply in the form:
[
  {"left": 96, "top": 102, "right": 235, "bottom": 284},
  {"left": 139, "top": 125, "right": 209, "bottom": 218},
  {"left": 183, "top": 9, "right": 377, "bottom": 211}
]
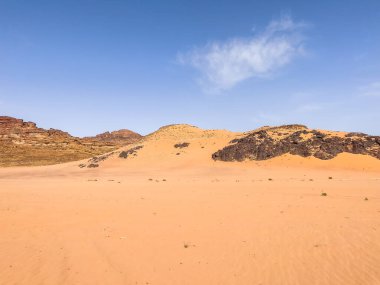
[
  {"left": 212, "top": 125, "right": 380, "bottom": 161},
  {"left": 0, "top": 116, "right": 141, "bottom": 167},
  {"left": 2, "top": 118, "right": 379, "bottom": 167}
]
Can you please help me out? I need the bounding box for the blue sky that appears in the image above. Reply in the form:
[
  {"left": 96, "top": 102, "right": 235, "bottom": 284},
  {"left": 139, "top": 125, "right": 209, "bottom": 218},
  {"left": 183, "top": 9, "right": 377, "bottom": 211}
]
[{"left": 1, "top": 0, "right": 380, "bottom": 136}]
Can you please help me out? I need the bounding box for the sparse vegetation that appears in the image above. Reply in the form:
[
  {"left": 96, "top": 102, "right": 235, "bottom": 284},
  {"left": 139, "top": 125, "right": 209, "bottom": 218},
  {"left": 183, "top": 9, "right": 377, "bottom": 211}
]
[
  {"left": 321, "top": 192, "right": 327, "bottom": 196},
  {"left": 328, "top": 176, "right": 333, "bottom": 179}
]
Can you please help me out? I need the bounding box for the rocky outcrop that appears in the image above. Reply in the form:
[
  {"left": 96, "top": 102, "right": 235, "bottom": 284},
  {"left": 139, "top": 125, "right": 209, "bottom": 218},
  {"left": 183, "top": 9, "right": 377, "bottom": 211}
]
[
  {"left": 0, "top": 116, "right": 141, "bottom": 167},
  {"left": 212, "top": 125, "right": 380, "bottom": 162},
  {"left": 0, "top": 116, "right": 35, "bottom": 133},
  {"left": 0, "top": 116, "right": 75, "bottom": 143}
]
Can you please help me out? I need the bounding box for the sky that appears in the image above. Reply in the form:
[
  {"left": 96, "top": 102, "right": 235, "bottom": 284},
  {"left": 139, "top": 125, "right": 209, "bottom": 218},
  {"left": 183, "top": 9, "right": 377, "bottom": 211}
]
[{"left": 1, "top": 0, "right": 380, "bottom": 136}]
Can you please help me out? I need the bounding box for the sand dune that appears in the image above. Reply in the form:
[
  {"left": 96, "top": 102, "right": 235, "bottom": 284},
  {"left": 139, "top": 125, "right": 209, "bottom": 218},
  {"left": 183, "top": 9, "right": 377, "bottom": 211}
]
[{"left": 1, "top": 124, "right": 380, "bottom": 284}]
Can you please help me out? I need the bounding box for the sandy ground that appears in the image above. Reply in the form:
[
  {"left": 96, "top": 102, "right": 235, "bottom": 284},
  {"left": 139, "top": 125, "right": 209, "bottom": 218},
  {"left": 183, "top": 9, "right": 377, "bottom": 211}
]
[{"left": 1, "top": 125, "right": 380, "bottom": 285}]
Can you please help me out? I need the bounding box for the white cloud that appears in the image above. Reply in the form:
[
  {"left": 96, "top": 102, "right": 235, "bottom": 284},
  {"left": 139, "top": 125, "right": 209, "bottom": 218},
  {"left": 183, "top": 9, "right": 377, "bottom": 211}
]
[
  {"left": 359, "top": 81, "right": 380, "bottom": 97},
  {"left": 178, "top": 15, "right": 308, "bottom": 93}
]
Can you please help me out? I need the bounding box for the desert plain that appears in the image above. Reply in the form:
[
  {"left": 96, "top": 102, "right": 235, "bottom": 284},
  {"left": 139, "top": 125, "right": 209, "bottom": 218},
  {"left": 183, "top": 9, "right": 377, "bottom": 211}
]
[{"left": 1, "top": 124, "right": 380, "bottom": 285}]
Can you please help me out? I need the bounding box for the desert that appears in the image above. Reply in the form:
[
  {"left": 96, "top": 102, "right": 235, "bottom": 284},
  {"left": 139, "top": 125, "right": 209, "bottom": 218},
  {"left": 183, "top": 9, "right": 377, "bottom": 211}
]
[
  {"left": 2, "top": 1, "right": 380, "bottom": 284},
  {"left": 1, "top": 120, "right": 380, "bottom": 285}
]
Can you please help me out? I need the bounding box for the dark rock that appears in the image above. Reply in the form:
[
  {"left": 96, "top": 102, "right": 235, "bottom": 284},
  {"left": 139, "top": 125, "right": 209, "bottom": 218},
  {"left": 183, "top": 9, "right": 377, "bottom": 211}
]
[
  {"left": 174, "top": 142, "right": 190, "bottom": 148},
  {"left": 119, "top": 151, "right": 129, "bottom": 158},
  {"left": 119, "top": 145, "right": 143, "bottom": 159},
  {"left": 212, "top": 126, "right": 380, "bottom": 162},
  {"left": 87, "top": 163, "right": 99, "bottom": 168},
  {"left": 88, "top": 152, "right": 115, "bottom": 164}
]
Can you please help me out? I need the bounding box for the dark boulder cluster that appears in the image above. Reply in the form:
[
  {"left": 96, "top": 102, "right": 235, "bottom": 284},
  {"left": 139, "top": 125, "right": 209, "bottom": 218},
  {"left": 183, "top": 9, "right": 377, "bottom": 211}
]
[
  {"left": 87, "top": 163, "right": 99, "bottom": 168},
  {"left": 88, "top": 152, "right": 115, "bottom": 164},
  {"left": 78, "top": 152, "right": 116, "bottom": 168},
  {"left": 119, "top": 145, "right": 144, "bottom": 159},
  {"left": 174, "top": 142, "right": 190, "bottom": 148},
  {"left": 212, "top": 127, "right": 380, "bottom": 162}
]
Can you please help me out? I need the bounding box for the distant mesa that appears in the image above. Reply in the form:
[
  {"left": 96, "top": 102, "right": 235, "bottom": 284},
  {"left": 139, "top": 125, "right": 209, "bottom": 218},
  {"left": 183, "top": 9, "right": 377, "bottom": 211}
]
[
  {"left": 212, "top": 125, "right": 380, "bottom": 161},
  {"left": 0, "top": 116, "right": 141, "bottom": 167}
]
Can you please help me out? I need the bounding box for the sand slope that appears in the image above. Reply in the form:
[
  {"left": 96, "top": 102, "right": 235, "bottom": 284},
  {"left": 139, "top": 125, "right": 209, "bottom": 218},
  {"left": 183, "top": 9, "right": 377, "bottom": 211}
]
[{"left": 1, "top": 125, "right": 380, "bottom": 285}]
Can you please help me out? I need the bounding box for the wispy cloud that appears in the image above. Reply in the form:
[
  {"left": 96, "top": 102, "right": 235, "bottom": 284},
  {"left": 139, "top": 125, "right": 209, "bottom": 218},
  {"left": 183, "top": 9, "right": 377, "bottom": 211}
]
[
  {"left": 359, "top": 81, "right": 380, "bottom": 97},
  {"left": 178, "top": 15, "right": 308, "bottom": 93}
]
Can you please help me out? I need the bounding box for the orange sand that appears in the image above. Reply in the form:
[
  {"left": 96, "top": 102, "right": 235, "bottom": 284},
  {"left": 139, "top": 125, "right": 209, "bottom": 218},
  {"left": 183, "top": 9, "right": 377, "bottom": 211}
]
[{"left": 1, "top": 125, "right": 380, "bottom": 285}]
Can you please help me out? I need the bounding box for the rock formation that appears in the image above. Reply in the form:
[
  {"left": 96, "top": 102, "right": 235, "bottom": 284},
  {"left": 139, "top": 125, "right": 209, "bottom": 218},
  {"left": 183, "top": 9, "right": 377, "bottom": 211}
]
[
  {"left": 212, "top": 125, "right": 380, "bottom": 162},
  {"left": 119, "top": 145, "right": 144, "bottom": 159},
  {"left": 174, "top": 142, "right": 190, "bottom": 148},
  {"left": 0, "top": 116, "right": 141, "bottom": 167}
]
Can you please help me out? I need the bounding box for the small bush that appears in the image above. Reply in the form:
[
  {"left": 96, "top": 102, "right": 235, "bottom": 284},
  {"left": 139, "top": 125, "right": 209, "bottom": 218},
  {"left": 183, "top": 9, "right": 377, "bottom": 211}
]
[{"left": 321, "top": 192, "right": 327, "bottom": 196}]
